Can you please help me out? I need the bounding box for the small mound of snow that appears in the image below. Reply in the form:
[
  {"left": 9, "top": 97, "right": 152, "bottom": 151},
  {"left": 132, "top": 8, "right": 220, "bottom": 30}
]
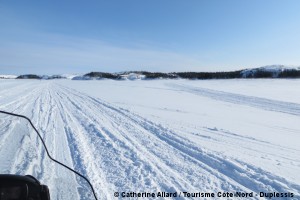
[
  {"left": 62, "top": 74, "right": 79, "bottom": 79},
  {"left": 120, "top": 73, "right": 145, "bottom": 80}
]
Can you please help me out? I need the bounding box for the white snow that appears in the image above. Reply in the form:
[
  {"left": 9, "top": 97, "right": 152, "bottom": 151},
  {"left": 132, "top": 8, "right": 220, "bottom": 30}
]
[
  {"left": 0, "top": 79, "right": 299, "bottom": 199},
  {"left": 61, "top": 74, "right": 79, "bottom": 79},
  {"left": 0, "top": 75, "right": 17, "bottom": 79},
  {"left": 120, "top": 73, "right": 145, "bottom": 80}
]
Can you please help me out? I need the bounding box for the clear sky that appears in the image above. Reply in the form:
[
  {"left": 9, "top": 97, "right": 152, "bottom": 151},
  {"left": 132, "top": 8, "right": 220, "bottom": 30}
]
[{"left": 1, "top": 0, "right": 300, "bottom": 74}]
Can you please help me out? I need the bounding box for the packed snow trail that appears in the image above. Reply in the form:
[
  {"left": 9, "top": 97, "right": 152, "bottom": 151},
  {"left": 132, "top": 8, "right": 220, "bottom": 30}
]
[
  {"left": 0, "top": 80, "right": 299, "bottom": 199},
  {"left": 167, "top": 83, "right": 300, "bottom": 116}
]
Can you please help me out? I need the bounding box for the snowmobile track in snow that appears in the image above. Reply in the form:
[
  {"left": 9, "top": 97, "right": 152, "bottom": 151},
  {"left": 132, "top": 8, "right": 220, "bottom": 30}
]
[{"left": 169, "top": 83, "right": 300, "bottom": 116}]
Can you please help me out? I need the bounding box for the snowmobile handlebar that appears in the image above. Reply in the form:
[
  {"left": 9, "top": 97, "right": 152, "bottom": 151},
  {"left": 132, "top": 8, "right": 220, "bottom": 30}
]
[{"left": 0, "top": 174, "right": 50, "bottom": 200}]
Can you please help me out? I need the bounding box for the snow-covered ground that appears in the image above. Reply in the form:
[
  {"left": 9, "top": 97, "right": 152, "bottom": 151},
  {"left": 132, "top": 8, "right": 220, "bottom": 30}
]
[
  {"left": 0, "top": 74, "right": 17, "bottom": 79},
  {"left": 0, "top": 79, "right": 299, "bottom": 199}
]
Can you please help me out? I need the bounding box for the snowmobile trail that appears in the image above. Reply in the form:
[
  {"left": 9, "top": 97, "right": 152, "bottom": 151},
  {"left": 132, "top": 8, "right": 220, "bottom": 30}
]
[
  {"left": 168, "top": 83, "right": 300, "bottom": 116},
  {"left": 54, "top": 83, "right": 300, "bottom": 199},
  {"left": 0, "top": 81, "right": 299, "bottom": 199},
  {"left": 0, "top": 82, "right": 80, "bottom": 199}
]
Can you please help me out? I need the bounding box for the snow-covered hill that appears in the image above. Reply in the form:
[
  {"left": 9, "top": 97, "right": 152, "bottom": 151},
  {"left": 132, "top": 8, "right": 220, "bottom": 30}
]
[
  {"left": 72, "top": 72, "right": 146, "bottom": 80},
  {"left": 241, "top": 65, "right": 300, "bottom": 78}
]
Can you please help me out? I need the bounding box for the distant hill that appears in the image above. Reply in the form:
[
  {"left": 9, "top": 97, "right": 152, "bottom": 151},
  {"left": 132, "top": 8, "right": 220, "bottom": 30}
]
[
  {"left": 241, "top": 65, "right": 300, "bottom": 78},
  {"left": 16, "top": 74, "right": 68, "bottom": 80},
  {"left": 7, "top": 65, "right": 300, "bottom": 80},
  {"left": 72, "top": 72, "right": 144, "bottom": 80},
  {"left": 40, "top": 75, "right": 67, "bottom": 80},
  {"left": 16, "top": 74, "right": 41, "bottom": 79}
]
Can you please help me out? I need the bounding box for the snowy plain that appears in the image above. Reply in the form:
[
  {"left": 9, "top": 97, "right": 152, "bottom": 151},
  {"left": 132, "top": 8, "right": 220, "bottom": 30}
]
[{"left": 0, "top": 79, "right": 299, "bottom": 199}]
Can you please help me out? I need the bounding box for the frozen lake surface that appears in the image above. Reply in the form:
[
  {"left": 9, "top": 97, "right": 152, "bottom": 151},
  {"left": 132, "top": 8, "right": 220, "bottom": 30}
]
[{"left": 0, "top": 79, "right": 299, "bottom": 199}]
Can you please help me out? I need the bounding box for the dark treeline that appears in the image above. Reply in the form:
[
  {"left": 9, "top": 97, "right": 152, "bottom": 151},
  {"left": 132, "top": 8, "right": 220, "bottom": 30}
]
[
  {"left": 140, "top": 69, "right": 300, "bottom": 79},
  {"left": 17, "top": 74, "right": 41, "bottom": 79},
  {"left": 83, "top": 71, "right": 243, "bottom": 79},
  {"left": 15, "top": 68, "right": 300, "bottom": 80},
  {"left": 175, "top": 71, "right": 242, "bottom": 79},
  {"left": 125, "top": 69, "right": 299, "bottom": 79},
  {"left": 124, "top": 69, "right": 299, "bottom": 79},
  {"left": 278, "top": 69, "right": 300, "bottom": 78},
  {"left": 85, "top": 72, "right": 122, "bottom": 79},
  {"left": 16, "top": 74, "right": 66, "bottom": 79}
]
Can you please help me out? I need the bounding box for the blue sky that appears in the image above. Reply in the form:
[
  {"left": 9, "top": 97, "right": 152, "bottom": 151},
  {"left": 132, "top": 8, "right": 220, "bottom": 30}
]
[{"left": 1, "top": 0, "right": 300, "bottom": 74}]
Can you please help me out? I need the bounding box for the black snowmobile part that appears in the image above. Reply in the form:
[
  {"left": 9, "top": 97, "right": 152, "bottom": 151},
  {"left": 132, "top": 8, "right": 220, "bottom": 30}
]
[
  {"left": 0, "top": 110, "right": 98, "bottom": 200},
  {"left": 0, "top": 174, "right": 50, "bottom": 200}
]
